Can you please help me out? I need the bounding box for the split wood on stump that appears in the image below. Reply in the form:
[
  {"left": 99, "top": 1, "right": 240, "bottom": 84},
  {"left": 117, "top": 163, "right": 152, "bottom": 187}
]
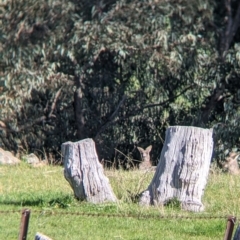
[
  {"left": 61, "top": 138, "right": 117, "bottom": 203},
  {"left": 139, "top": 126, "right": 213, "bottom": 212}
]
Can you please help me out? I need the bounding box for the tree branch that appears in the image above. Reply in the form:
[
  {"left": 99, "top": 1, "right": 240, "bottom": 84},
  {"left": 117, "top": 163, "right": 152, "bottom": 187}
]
[
  {"left": 142, "top": 84, "right": 194, "bottom": 109},
  {"left": 94, "top": 94, "right": 127, "bottom": 139},
  {"left": 0, "top": 88, "right": 62, "bottom": 133},
  {"left": 221, "top": 0, "right": 240, "bottom": 59},
  {"left": 201, "top": 88, "right": 224, "bottom": 124},
  {"left": 94, "top": 84, "right": 194, "bottom": 138},
  {"left": 48, "top": 87, "right": 62, "bottom": 118}
]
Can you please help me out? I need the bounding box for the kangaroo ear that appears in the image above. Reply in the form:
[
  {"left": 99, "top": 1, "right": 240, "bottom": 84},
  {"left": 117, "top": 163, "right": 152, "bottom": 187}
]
[
  {"left": 234, "top": 154, "right": 240, "bottom": 160},
  {"left": 137, "top": 147, "right": 144, "bottom": 153},
  {"left": 146, "top": 145, "right": 152, "bottom": 152}
]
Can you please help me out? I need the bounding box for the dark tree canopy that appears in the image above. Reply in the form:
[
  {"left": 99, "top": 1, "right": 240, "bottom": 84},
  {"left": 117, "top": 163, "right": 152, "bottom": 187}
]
[{"left": 1, "top": 0, "right": 240, "bottom": 166}]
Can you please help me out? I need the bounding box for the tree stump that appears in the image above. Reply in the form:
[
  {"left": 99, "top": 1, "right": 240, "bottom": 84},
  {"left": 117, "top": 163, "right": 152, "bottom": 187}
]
[
  {"left": 61, "top": 138, "right": 117, "bottom": 203},
  {"left": 139, "top": 126, "right": 213, "bottom": 212},
  {"left": 35, "top": 232, "right": 53, "bottom": 240}
]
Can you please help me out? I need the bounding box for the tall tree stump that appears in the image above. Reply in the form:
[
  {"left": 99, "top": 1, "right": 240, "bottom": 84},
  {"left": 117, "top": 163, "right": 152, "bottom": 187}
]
[
  {"left": 139, "top": 126, "right": 213, "bottom": 212},
  {"left": 61, "top": 138, "right": 117, "bottom": 203}
]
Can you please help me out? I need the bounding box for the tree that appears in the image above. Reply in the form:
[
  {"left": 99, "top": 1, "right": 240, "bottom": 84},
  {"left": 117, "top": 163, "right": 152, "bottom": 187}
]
[
  {"left": 1, "top": 0, "right": 240, "bottom": 165},
  {"left": 62, "top": 138, "right": 117, "bottom": 203},
  {"left": 139, "top": 126, "right": 213, "bottom": 212},
  {"left": 0, "top": 0, "right": 77, "bottom": 156}
]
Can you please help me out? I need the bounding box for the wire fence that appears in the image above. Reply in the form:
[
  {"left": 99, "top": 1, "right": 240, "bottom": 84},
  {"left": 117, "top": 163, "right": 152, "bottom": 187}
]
[
  {"left": 1, "top": 209, "right": 239, "bottom": 240},
  {"left": 0, "top": 209, "right": 233, "bottom": 220}
]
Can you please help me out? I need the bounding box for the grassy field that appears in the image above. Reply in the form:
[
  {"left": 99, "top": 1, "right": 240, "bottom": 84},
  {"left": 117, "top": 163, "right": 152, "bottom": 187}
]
[{"left": 0, "top": 163, "right": 239, "bottom": 239}]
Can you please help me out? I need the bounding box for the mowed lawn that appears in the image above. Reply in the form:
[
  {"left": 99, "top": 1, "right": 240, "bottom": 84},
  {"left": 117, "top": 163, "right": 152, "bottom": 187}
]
[{"left": 0, "top": 163, "right": 239, "bottom": 239}]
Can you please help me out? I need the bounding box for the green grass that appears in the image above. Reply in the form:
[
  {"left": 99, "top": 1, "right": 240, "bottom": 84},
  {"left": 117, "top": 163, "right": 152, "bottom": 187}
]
[{"left": 0, "top": 163, "right": 238, "bottom": 239}]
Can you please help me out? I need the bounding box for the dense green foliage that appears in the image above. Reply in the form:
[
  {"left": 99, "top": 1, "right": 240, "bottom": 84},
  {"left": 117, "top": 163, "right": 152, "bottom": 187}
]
[{"left": 1, "top": 0, "right": 240, "bottom": 164}]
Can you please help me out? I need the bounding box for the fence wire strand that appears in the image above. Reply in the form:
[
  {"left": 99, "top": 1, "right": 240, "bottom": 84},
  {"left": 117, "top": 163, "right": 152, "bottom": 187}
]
[{"left": 0, "top": 210, "right": 234, "bottom": 220}]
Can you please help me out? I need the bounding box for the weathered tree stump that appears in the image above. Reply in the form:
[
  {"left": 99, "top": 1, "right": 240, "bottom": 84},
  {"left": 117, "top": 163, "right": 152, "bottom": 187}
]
[
  {"left": 35, "top": 232, "right": 53, "bottom": 240},
  {"left": 139, "top": 126, "right": 213, "bottom": 212},
  {"left": 61, "top": 138, "right": 117, "bottom": 203}
]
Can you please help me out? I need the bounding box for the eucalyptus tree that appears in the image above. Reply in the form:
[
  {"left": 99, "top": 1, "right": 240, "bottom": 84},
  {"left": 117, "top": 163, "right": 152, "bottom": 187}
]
[
  {"left": 0, "top": 0, "right": 78, "bottom": 157},
  {"left": 1, "top": 0, "right": 240, "bottom": 164}
]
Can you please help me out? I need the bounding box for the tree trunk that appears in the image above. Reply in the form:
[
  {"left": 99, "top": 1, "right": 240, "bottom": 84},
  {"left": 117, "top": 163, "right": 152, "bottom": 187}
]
[
  {"left": 139, "top": 126, "right": 213, "bottom": 212},
  {"left": 74, "top": 80, "right": 87, "bottom": 140},
  {"left": 61, "top": 138, "right": 117, "bottom": 203}
]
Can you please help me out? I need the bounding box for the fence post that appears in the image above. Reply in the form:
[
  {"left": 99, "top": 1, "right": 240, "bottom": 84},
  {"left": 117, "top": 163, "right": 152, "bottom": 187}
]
[
  {"left": 18, "top": 209, "right": 31, "bottom": 240},
  {"left": 224, "top": 216, "right": 236, "bottom": 240}
]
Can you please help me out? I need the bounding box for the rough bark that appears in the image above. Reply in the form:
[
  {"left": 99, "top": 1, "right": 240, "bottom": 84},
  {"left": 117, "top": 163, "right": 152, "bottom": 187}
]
[
  {"left": 139, "top": 126, "right": 213, "bottom": 212},
  {"left": 35, "top": 233, "right": 52, "bottom": 240},
  {"left": 61, "top": 138, "right": 117, "bottom": 203}
]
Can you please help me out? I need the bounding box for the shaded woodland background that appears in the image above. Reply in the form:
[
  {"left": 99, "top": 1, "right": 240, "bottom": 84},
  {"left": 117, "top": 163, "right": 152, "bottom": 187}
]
[{"left": 1, "top": 0, "right": 240, "bottom": 167}]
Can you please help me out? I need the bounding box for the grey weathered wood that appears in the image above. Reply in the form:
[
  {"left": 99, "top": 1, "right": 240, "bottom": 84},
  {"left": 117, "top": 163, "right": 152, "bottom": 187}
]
[
  {"left": 35, "top": 232, "right": 53, "bottom": 240},
  {"left": 61, "top": 138, "right": 117, "bottom": 203},
  {"left": 139, "top": 126, "right": 213, "bottom": 212}
]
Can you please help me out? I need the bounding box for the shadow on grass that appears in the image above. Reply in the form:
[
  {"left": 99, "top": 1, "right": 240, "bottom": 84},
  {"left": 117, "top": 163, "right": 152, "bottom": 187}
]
[{"left": 0, "top": 194, "right": 74, "bottom": 208}]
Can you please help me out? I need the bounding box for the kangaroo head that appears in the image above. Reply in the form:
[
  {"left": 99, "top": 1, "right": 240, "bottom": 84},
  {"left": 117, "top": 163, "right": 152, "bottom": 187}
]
[
  {"left": 137, "top": 145, "right": 152, "bottom": 162},
  {"left": 223, "top": 152, "right": 240, "bottom": 175}
]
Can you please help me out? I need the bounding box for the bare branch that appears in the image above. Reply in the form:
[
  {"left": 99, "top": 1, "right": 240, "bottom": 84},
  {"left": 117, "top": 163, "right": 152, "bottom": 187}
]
[
  {"left": 17, "top": 116, "right": 47, "bottom": 132},
  {"left": 94, "top": 94, "right": 127, "bottom": 139},
  {"left": 48, "top": 87, "right": 62, "bottom": 118},
  {"left": 108, "top": 95, "right": 127, "bottom": 122},
  {"left": 143, "top": 84, "right": 194, "bottom": 109},
  {"left": 201, "top": 89, "right": 224, "bottom": 124},
  {"left": 94, "top": 84, "right": 194, "bottom": 138},
  {"left": 0, "top": 120, "right": 7, "bottom": 129},
  {"left": 0, "top": 116, "right": 47, "bottom": 133},
  {"left": 0, "top": 88, "right": 63, "bottom": 133}
]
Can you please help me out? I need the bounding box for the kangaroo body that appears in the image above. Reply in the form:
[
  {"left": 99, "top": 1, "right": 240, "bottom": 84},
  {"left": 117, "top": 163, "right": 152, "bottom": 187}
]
[
  {"left": 137, "top": 145, "right": 152, "bottom": 170},
  {"left": 223, "top": 152, "right": 240, "bottom": 175}
]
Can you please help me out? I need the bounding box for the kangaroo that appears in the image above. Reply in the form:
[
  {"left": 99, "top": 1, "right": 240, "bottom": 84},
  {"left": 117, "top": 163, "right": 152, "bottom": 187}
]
[
  {"left": 137, "top": 145, "right": 152, "bottom": 170},
  {"left": 223, "top": 152, "right": 240, "bottom": 175}
]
